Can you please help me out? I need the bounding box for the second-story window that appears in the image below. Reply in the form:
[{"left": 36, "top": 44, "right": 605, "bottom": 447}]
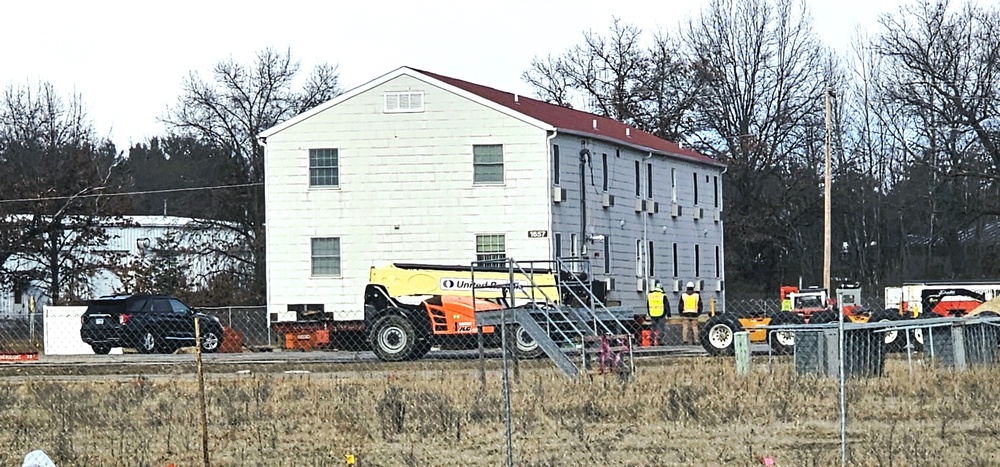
[
  {"left": 473, "top": 144, "right": 504, "bottom": 184},
  {"left": 634, "top": 160, "right": 641, "bottom": 197}
]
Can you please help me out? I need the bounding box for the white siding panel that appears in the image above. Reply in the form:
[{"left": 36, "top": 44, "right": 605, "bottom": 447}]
[{"left": 265, "top": 75, "right": 550, "bottom": 318}]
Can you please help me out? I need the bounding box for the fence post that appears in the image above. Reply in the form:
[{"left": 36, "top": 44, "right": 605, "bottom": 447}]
[
  {"left": 734, "top": 331, "right": 750, "bottom": 375},
  {"left": 952, "top": 325, "right": 967, "bottom": 371}
]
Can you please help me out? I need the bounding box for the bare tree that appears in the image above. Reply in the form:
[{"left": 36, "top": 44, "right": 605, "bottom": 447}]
[
  {"left": 872, "top": 0, "right": 1000, "bottom": 278},
  {"left": 0, "top": 82, "right": 126, "bottom": 304},
  {"left": 522, "top": 19, "right": 702, "bottom": 140},
  {"left": 162, "top": 48, "right": 342, "bottom": 304},
  {"left": 681, "top": 0, "right": 832, "bottom": 290}
]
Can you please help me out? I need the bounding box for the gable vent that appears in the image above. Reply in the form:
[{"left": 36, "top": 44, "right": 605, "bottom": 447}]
[{"left": 384, "top": 91, "right": 424, "bottom": 113}]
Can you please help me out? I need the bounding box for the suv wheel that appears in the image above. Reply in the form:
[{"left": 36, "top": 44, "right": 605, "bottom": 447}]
[
  {"left": 91, "top": 344, "right": 111, "bottom": 355},
  {"left": 138, "top": 331, "right": 158, "bottom": 354},
  {"left": 200, "top": 329, "right": 222, "bottom": 353}
]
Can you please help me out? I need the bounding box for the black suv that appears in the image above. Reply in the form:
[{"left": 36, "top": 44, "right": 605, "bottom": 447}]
[{"left": 80, "top": 294, "right": 224, "bottom": 354}]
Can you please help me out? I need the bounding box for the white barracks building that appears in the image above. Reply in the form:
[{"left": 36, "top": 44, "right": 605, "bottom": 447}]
[{"left": 260, "top": 67, "right": 726, "bottom": 321}]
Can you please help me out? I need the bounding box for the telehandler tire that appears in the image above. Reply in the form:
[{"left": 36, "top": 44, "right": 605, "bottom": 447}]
[
  {"left": 808, "top": 311, "right": 837, "bottom": 324},
  {"left": 871, "top": 309, "right": 902, "bottom": 352},
  {"left": 700, "top": 315, "right": 742, "bottom": 356},
  {"left": 507, "top": 324, "right": 543, "bottom": 359},
  {"left": 768, "top": 312, "right": 803, "bottom": 355},
  {"left": 370, "top": 314, "right": 418, "bottom": 362}
]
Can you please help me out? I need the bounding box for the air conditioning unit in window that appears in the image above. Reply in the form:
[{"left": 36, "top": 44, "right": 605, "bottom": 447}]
[
  {"left": 670, "top": 204, "right": 681, "bottom": 218},
  {"left": 673, "top": 280, "right": 682, "bottom": 293},
  {"left": 553, "top": 187, "right": 567, "bottom": 203},
  {"left": 604, "top": 278, "right": 616, "bottom": 291},
  {"left": 715, "top": 280, "right": 724, "bottom": 292},
  {"left": 693, "top": 207, "right": 703, "bottom": 220},
  {"left": 646, "top": 201, "right": 659, "bottom": 215},
  {"left": 602, "top": 193, "right": 615, "bottom": 208},
  {"left": 634, "top": 198, "right": 645, "bottom": 212},
  {"left": 636, "top": 278, "right": 646, "bottom": 292},
  {"left": 713, "top": 210, "right": 722, "bottom": 223},
  {"left": 695, "top": 279, "right": 704, "bottom": 292}
]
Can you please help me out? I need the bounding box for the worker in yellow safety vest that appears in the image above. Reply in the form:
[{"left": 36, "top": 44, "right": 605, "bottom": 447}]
[
  {"left": 678, "top": 281, "right": 703, "bottom": 345},
  {"left": 647, "top": 283, "right": 670, "bottom": 346}
]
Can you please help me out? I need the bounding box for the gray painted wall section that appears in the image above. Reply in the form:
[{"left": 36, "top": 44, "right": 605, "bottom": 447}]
[{"left": 548, "top": 134, "right": 725, "bottom": 315}]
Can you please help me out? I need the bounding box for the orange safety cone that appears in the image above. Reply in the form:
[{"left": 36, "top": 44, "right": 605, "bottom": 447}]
[{"left": 640, "top": 330, "right": 651, "bottom": 347}]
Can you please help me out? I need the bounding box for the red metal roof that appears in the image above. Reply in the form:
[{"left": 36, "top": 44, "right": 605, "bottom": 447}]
[{"left": 415, "top": 68, "right": 723, "bottom": 167}]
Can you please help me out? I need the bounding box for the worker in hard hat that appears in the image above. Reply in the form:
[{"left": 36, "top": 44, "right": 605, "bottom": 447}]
[
  {"left": 678, "top": 281, "right": 703, "bottom": 345},
  {"left": 646, "top": 282, "right": 669, "bottom": 346}
]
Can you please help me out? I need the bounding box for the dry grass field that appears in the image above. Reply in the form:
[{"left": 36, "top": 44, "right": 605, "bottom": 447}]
[{"left": 0, "top": 356, "right": 997, "bottom": 466}]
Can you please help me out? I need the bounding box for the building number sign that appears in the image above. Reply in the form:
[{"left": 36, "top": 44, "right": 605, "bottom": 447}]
[{"left": 528, "top": 230, "right": 548, "bottom": 238}]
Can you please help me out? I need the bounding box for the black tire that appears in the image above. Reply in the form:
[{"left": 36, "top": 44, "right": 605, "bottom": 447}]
[
  {"left": 200, "top": 328, "right": 223, "bottom": 353},
  {"left": 699, "top": 315, "right": 742, "bottom": 356},
  {"left": 871, "top": 309, "right": 902, "bottom": 352},
  {"left": 409, "top": 340, "right": 432, "bottom": 360},
  {"left": 369, "top": 314, "right": 418, "bottom": 362},
  {"left": 768, "top": 312, "right": 803, "bottom": 355},
  {"left": 508, "top": 324, "right": 543, "bottom": 359},
  {"left": 912, "top": 311, "right": 936, "bottom": 350},
  {"left": 138, "top": 330, "right": 158, "bottom": 354},
  {"left": 809, "top": 311, "right": 838, "bottom": 324},
  {"left": 91, "top": 344, "right": 111, "bottom": 355}
]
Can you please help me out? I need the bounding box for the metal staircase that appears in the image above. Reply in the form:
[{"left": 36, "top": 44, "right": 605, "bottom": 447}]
[{"left": 472, "top": 258, "right": 634, "bottom": 378}]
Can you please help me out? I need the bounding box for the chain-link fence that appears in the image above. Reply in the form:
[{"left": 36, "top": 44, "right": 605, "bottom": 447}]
[{"left": 3, "top": 293, "right": 1000, "bottom": 465}]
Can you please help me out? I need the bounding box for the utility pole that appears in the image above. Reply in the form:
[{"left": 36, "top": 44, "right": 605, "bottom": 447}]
[{"left": 823, "top": 87, "right": 834, "bottom": 292}]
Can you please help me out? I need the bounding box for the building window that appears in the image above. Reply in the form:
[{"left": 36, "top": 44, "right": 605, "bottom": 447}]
[
  {"left": 634, "top": 160, "right": 641, "bottom": 197},
  {"left": 309, "top": 149, "right": 339, "bottom": 187},
  {"left": 671, "top": 168, "right": 677, "bottom": 202},
  {"left": 715, "top": 245, "right": 721, "bottom": 278},
  {"left": 552, "top": 144, "right": 560, "bottom": 185},
  {"left": 603, "top": 236, "right": 611, "bottom": 273},
  {"left": 311, "top": 238, "right": 341, "bottom": 276},
  {"left": 646, "top": 163, "right": 653, "bottom": 199},
  {"left": 473, "top": 145, "right": 504, "bottom": 184},
  {"left": 693, "top": 172, "right": 699, "bottom": 205},
  {"left": 384, "top": 91, "right": 424, "bottom": 113},
  {"left": 647, "top": 241, "right": 655, "bottom": 276},
  {"left": 635, "top": 239, "right": 642, "bottom": 277},
  {"left": 553, "top": 233, "right": 562, "bottom": 260},
  {"left": 694, "top": 244, "right": 701, "bottom": 277},
  {"left": 714, "top": 176, "right": 719, "bottom": 209},
  {"left": 602, "top": 153, "right": 609, "bottom": 192},
  {"left": 672, "top": 243, "right": 678, "bottom": 277},
  {"left": 476, "top": 234, "right": 506, "bottom": 264}
]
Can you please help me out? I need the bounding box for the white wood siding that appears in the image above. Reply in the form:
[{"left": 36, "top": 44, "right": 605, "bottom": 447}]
[{"left": 265, "top": 75, "right": 551, "bottom": 319}]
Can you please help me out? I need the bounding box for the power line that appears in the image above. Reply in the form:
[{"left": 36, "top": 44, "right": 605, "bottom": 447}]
[{"left": 0, "top": 182, "right": 263, "bottom": 204}]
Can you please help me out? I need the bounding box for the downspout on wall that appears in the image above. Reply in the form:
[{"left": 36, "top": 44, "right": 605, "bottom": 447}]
[
  {"left": 546, "top": 130, "right": 558, "bottom": 262},
  {"left": 579, "top": 146, "right": 591, "bottom": 258}
]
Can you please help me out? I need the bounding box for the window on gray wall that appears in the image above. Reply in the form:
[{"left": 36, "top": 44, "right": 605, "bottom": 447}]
[
  {"left": 473, "top": 145, "right": 504, "bottom": 184},
  {"left": 309, "top": 149, "right": 339, "bottom": 187},
  {"left": 311, "top": 237, "right": 341, "bottom": 276},
  {"left": 602, "top": 153, "right": 608, "bottom": 192},
  {"left": 646, "top": 163, "right": 653, "bottom": 199},
  {"left": 604, "top": 236, "right": 610, "bottom": 272},
  {"left": 694, "top": 244, "right": 701, "bottom": 277},
  {"left": 671, "top": 168, "right": 677, "bottom": 202},
  {"left": 634, "top": 160, "right": 641, "bottom": 197},
  {"left": 552, "top": 144, "right": 560, "bottom": 185},
  {"left": 693, "top": 172, "right": 699, "bottom": 205},
  {"left": 648, "top": 241, "right": 654, "bottom": 276},
  {"left": 714, "top": 176, "right": 719, "bottom": 208},
  {"left": 672, "top": 243, "right": 678, "bottom": 277},
  {"left": 635, "top": 239, "right": 642, "bottom": 277},
  {"left": 715, "top": 245, "right": 721, "bottom": 278},
  {"left": 553, "top": 233, "right": 562, "bottom": 260}
]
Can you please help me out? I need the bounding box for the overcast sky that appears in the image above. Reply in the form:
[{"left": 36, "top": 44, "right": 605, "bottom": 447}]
[{"left": 2, "top": 0, "right": 904, "bottom": 152}]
